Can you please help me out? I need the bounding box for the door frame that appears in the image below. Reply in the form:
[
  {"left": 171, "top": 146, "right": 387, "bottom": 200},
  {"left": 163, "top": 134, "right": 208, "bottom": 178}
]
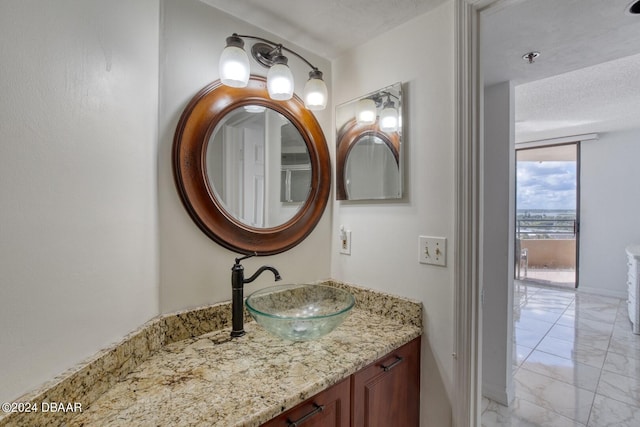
[
  {"left": 453, "top": 1, "right": 484, "bottom": 426},
  {"left": 454, "top": 1, "right": 528, "bottom": 425}
]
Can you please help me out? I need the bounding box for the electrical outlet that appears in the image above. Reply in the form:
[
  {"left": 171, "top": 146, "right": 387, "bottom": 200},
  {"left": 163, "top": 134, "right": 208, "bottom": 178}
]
[
  {"left": 340, "top": 228, "right": 352, "bottom": 255},
  {"left": 419, "top": 236, "right": 446, "bottom": 266}
]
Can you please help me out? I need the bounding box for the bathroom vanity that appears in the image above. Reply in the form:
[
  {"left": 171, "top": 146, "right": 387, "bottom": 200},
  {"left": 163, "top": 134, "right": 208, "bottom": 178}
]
[
  {"left": 0, "top": 281, "right": 421, "bottom": 427},
  {"left": 263, "top": 337, "right": 420, "bottom": 427}
]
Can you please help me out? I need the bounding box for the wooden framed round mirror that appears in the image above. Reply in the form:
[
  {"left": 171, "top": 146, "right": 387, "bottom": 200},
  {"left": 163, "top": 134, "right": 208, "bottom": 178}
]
[{"left": 173, "top": 76, "right": 331, "bottom": 255}]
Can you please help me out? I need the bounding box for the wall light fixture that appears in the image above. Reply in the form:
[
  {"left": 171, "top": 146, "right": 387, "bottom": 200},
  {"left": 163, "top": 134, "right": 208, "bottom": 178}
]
[
  {"left": 355, "top": 91, "right": 400, "bottom": 132},
  {"left": 219, "top": 33, "right": 328, "bottom": 110}
]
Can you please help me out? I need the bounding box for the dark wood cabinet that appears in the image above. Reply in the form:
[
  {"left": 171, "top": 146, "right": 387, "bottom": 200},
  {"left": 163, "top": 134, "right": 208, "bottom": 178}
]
[
  {"left": 261, "top": 378, "right": 350, "bottom": 427},
  {"left": 262, "top": 337, "right": 420, "bottom": 426},
  {"left": 351, "top": 337, "right": 421, "bottom": 427}
]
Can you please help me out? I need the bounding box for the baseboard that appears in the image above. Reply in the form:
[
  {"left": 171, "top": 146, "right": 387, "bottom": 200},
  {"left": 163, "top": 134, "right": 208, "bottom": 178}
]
[
  {"left": 577, "top": 286, "right": 626, "bottom": 300},
  {"left": 482, "top": 380, "right": 514, "bottom": 406}
]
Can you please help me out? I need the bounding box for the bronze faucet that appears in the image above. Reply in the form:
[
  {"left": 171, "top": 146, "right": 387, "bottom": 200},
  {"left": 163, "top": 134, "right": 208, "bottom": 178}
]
[{"left": 230, "top": 253, "right": 281, "bottom": 338}]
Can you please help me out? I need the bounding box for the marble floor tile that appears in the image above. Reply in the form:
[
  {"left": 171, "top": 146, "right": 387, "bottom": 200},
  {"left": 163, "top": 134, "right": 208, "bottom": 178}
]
[
  {"left": 610, "top": 327, "right": 640, "bottom": 349},
  {"left": 483, "top": 282, "right": 639, "bottom": 427},
  {"left": 515, "top": 327, "right": 548, "bottom": 349},
  {"left": 529, "top": 294, "right": 575, "bottom": 305},
  {"left": 602, "top": 351, "right": 640, "bottom": 379},
  {"left": 616, "top": 301, "right": 631, "bottom": 317},
  {"left": 569, "top": 307, "right": 619, "bottom": 324},
  {"left": 614, "top": 316, "right": 634, "bottom": 331},
  {"left": 574, "top": 297, "right": 619, "bottom": 309},
  {"left": 573, "top": 293, "right": 621, "bottom": 306},
  {"left": 608, "top": 335, "right": 640, "bottom": 357},
  {"left": 514, "top": 368, "right": 595, "bottom": 425},
  {"left": 482, "top": 397, "right": 586, "bottom": 427},
  {"left": 596, "top": 370, "right": 640, "bottom": 407},
  {"left": 521, "top": 301, "right": 572, "bottom": 313},
  {"left": 547, "top": 324, "right": 611, "bottom": 351},
  {"left": 521, "top": 350, "right": 601, "bottom": 392},
  {"left": 514, "top": 344, "right": 534, "bottom": 367},
  {"left": 535, "top": 288, "right": 576, "bottom": 298},
  {"left": 555, "top": 315, "right": 614, "bottom": 335},
  {"left": 563, "top": 307, "right": 618, "bottom": 324},
  {"left": 482, "top": 396, "right": 491, "bottom": 414},
  {"left": 514, "top": 317, "right": 555, "bottom": 334},
  {"left": 587, "top": 394, "right": 640, "bottom": 427},
  {"left": 515, "top": 306, "right": 564, "bottom": 325},
  {"left": 535, "top": 336, "right": 607, "bottom": 369}
]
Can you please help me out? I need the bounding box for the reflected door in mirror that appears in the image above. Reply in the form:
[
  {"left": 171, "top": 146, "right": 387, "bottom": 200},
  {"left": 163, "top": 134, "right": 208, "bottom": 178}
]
[{"left": 206, "top": 107, "right": 311, "bottom": 228}]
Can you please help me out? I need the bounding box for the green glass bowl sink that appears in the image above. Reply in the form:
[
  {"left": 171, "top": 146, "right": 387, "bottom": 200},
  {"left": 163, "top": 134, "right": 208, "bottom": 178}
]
[{"left": 245, "top": 284, "right": 355, "bottom": 341}]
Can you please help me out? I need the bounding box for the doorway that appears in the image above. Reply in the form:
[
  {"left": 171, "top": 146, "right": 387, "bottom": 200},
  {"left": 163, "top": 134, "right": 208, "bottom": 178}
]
[{"left": 515, "top": 142, "right": 580, "bottom": 289}]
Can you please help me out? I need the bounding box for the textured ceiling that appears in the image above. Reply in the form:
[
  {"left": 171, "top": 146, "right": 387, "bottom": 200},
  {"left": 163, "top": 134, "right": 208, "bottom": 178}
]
[
  {"left": 482, "top": 0, "right": 640, "bottom": 142},
  {"left": 482, "top": 0, "right": 640, "bottom": 87},
  {"left": 200, "top": 0, "right": 448, "bottom": 59},
  {"left": 515, "top": 53, "right": 640, "bottom": 142}
]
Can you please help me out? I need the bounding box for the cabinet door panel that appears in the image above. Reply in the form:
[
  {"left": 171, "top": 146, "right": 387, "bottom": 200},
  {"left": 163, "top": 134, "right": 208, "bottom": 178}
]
[
  {"left": 261, "top": 378, "right": 350, "bottom": 427},
  {"left": 352, "top": 337, "right": 421, "bottom": 427}
]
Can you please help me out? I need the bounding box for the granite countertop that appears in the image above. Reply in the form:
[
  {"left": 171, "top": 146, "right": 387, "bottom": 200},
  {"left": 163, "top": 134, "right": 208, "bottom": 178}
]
[{"left": 0, "top": 280, "right": 422, "bottom": 427}]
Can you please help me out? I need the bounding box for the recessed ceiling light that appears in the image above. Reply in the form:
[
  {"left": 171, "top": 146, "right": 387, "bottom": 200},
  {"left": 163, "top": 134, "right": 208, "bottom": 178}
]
[
  {"left": 628, "top": 0, "right": 640, "bottom": 14},
  {"left": 522, "top": 52, "right": 540, "bottom": 64}
]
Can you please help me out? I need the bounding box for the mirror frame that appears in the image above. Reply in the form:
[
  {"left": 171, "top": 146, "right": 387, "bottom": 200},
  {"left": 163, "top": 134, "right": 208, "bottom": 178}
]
[
  {"left": 173, "top": 76, "right": 331, "bottom": 255},
  {"left": 335, "top": 119, "right": 400, "bottom": 200}
]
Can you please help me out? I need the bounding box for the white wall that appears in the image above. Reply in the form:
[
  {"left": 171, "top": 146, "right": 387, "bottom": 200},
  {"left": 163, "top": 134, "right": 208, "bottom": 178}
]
[
  {"left": 157, "top": 0, "right": 333, "bottom": 312},
  {"left": 332, "top": 3, "right": 455, "bottom": 425},
  {"left": 481, "top": 82, "right": 515, "bottom": 405},
  {"left": 580, "top": 128, "right": 640, "bottom": 298},
  {"left": 0, "top": 0, "right": 462, "bottom": 419},
  {"left": 0, "top": 0, "right": 159, "bottom": 402}
]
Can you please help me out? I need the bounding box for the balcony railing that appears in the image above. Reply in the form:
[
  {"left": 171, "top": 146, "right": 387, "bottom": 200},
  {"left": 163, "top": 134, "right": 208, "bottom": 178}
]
[
  {"left": 516, "top": 219, "right": 577, "bottom": 282},
  {"left": 516, "top": 219, "right": 577, "bottom": 240}
]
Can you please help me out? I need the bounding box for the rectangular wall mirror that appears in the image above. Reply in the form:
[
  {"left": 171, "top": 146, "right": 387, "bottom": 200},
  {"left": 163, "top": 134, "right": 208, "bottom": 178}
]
[{"left": 335, "top": 82, "right": 403, "bottom": 201}]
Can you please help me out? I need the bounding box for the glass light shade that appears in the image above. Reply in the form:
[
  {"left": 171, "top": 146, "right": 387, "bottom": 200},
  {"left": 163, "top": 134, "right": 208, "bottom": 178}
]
[
  {"left": 244, "top": 105, "right": 266, "bottom": 113},
  {"left": 219, "top": 45, "right": 250, "bottom": 88},
  {"left": 379, "top": 106, "right": 399, "bottom": 132},
  {"left": 303, "top": 73, "right": 327, "bottom": 110},
  {"left": 267, "top": 63, "right": 294, "bottom": 101},
  {"left": 356, "top": 99, "right": 377, "bottom": 125}
]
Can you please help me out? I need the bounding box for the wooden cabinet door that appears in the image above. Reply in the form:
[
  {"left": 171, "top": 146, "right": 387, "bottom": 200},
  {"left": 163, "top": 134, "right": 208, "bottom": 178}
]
[
  {"left": 261, "top": 377, "right": 350, "bottom": 427},
  {"left": 351, "top": 337, "right": 421, "bottom": 427}
]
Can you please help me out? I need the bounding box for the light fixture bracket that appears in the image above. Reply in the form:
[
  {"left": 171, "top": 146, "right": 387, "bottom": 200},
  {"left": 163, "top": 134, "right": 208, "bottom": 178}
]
[
  {"left": 368, "top": 91, "right": 399, "bottom": 108},
  {"left": 251, "top": 42, "right": 281, "bottom": 68}
]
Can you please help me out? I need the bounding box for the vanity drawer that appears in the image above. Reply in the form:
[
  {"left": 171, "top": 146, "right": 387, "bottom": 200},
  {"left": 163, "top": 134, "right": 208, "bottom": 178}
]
[{"left": 261, "top": 378, "right": 350, "bottom": 427}]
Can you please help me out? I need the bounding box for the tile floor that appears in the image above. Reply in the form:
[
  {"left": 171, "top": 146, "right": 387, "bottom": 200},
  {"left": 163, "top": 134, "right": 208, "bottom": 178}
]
[
  {"left": 520, "top": 269, "right": 576, "bottom": 289},
  {"left": 482, "top": 281, "right": 640, "bottom": 426}
]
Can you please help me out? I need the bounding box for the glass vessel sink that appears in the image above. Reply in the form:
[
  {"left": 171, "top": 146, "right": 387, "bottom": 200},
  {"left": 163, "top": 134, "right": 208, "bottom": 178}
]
[{"left": 245, "top": 284, "right": 355, "bottom": 341}]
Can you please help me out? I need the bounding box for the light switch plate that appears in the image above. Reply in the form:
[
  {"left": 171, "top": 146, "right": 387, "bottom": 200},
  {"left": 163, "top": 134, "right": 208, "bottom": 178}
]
[
  {"left": 340, "top": 229, "right": 352, "bottom": 255},
  {"left": 419, "top": 236, "right": 446, "bottom": 266}
]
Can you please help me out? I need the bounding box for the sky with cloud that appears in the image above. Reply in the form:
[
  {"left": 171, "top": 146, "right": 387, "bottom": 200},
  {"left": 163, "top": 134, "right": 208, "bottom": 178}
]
[{"left": 516, "top": 161, "right": 576, "bottom": 211}]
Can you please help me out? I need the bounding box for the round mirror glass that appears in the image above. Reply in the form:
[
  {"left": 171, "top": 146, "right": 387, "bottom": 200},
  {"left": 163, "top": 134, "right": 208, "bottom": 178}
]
[
  {"left": 206, "top": 106, "right": 311, "bottom": 228},
  {"left": 344, "top": 135, "right": 400, "bottom": 199}
]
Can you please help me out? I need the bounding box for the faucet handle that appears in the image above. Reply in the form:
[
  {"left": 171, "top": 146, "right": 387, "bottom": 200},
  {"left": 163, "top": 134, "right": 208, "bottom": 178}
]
[{"left": 235, "top": 251, "right": 258, "bottom": 265}]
